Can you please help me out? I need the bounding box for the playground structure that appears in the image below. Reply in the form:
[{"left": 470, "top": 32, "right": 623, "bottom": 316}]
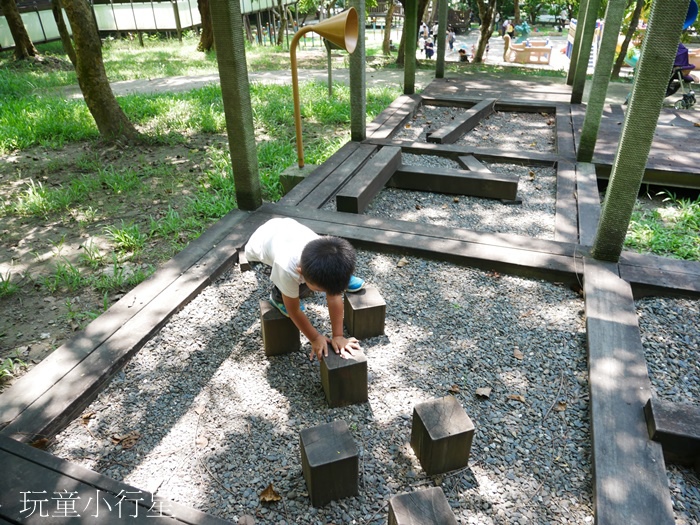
[{"left": 1, "top": 2, "right": 700, "bottom": 524}]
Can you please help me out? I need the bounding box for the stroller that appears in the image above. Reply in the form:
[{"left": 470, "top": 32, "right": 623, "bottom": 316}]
[{"left": 666, "top": 43, "right": 696, "bottom": 110}]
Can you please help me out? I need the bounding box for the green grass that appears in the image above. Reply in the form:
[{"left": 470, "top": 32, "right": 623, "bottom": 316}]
[
  {"left": 104, "top": 222, "right": 148, "bottom": 254},
  {"left": 626, "top": 192, "right": 700, "bottom": 261}
]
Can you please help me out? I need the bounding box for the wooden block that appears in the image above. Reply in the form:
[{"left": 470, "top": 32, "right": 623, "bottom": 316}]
[
  {"left": 426, "top": 99, "right": 496, "bottom": 144},
  {"left": 238, "top": 249, "right": 251, "bottom": 272},
  {"left": 336, "top": 146, "right": 402, "bottom": 213},
  {"left": 259, "top": 300, "right": 300, "bottom": 356},
  {"left": 389, "top": 164, "right": 518, "bottom": 201},
  {"left": 320, "top": 347, "right": 368, "bottom": 408},
  {"left": 410, "top": 396, "right": 474, "bottom": 475},
  {"left": 299, "top": 420, "right": 359, "bottom": 507},
  {"left": 644, "top": 397, "right": 700, "bottom": 468},
  {"left": 388, "top": 487, "right": 458, "bottom": 525},
  {"left": 279, "top": 164, "right": 318, "bottom": 195},
  {"left": 343, "top": 286, "right": 386, "bottom": 340},
  {"left": 457, "top": 154, "right": 492, "bottom": 173}
]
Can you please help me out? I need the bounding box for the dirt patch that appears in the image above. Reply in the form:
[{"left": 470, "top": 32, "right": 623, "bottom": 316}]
[{"left": 0, "top": 133, "right": 231, "bottom": 386}]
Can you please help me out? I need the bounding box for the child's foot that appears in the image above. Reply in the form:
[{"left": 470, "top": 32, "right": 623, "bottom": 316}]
[
  {"left": 346, "top": 275, "right": 365, "bottom": 293},
  {"left": 269, "top": 293, "right": 305, "bottom": 317}
]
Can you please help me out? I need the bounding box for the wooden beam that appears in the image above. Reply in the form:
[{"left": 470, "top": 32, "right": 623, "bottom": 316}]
[
  {"left": 576, "top": 162, "right": 600, "bottom": 246},
  {"left": 555, "top": 161, "right": 579, "bottom": 243},
  {"left": 583, "top": 258, "right": 674, "bottom": 525},
  {"left": 619, "top": 252, "right": 700, "bottom": 298},
  {"left": 366, "top": 94, "right": 422, "bottom": 140},
  {"left": 0, "top": 436, "right": 233, "bottom": 524},
  {"left": 336, "top": 146, "right": 402, "bottom": 213},
  {"left": 644, "top": 397, "right": 700, "bottom": 468},
  {"left": 426, "top": 99, "right": 496, "bottom": 144},
  {"left": 388, "top": 164, "right": 518, "bottom": 200}
]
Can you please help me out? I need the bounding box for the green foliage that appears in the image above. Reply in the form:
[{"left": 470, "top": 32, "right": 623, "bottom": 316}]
[
  {"left": 104, "top": 222, "right": 148, "bottom": 254},
  {"left": 0, "top": 353, "right": 27, "bottom": 383},
  {"left": 626, "top": 192, "right": 700, "bottom": 261},
  {"left": 0, "top": 271, "right": 19, "bottom": 298},
  {"left": 39, "top": 259, "right": 87, "bottom": 293}
]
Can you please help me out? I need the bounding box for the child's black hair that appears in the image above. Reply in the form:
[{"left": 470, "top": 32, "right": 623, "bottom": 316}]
[{"left": 300, "top": 236, "right": 356, "bottom": 295}]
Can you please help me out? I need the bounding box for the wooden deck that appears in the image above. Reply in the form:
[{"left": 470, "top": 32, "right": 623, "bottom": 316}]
[{"left": 1, "top": 76, "right": 699, "bottom": 525}]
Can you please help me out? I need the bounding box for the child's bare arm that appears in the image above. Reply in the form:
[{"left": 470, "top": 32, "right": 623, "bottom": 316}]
[
  {"left": 282, "top": 294, "right": 329, "bottom": 361},
  {"left": 327, "top": 294, "right": 361, "bottom": 357}
]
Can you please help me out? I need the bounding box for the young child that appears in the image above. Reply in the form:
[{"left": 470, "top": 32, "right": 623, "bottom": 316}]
[{"left": 245, "top": 218, "right": 364, "bottom": 362}]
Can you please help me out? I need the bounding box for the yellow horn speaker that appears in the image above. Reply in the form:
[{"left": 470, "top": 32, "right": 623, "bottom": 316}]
[{"left": 291, "top": 8, "right": 359, "bottom": 167}]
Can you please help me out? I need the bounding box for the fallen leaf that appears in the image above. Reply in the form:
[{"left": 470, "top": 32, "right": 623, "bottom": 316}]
[
  {"left": 112, "top": 431, "right": 140, "bottom": 449},
  {"left": 475, "top": 386, "right": 492, "bottom": 398},
  {"left": 520, "top": 310, "right": 534, "bottom": 318},
  {"left": 404, "top": 124, "right": 412, "bottom": 128},
  {"left": 415, "top": 204, "right": 422, "bottom": 210},
  {"left": 194, "top": 403, "right": 206, "bottom": 415},
  {"left": 397, "top": 257, "right": 409, "bottom": 268},
  {"left": 507, "top": 394, "right": 527, "bottom": 403},
  {"left": 453, "top": 197, "right": 460, "bottom": 203},
  {"left": 196, "top": 435, "right": 209, "bottom": 448},
  {"left": 513, "top": 348, "right": 524, "bottom": 360},
  {"left": 529, "top": 170, "right": 536, "bottom": 180},
  {"left": 694, "top": 122, "right": 700, "bottom": 127},
  {"left": 449, "top": 384, "right": 460, "bottom": 393},
  {"left": 554, "top": 401, "right": 567, "bottom": 412},
  {"left": 30, "top": 438, "right": 51, "bottom": 450},
  {"left": 259, "top": 483, "right": 281, "bottom": 503},
  {"left": 81, "top": 411, "right": 96, "bottom": 424}
]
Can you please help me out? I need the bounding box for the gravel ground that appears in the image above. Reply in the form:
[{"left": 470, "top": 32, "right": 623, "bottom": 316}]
[
  {"left": 48, "top": 106, "right": 700, "bottom": 525},
  {"left": 637, "top": 296, "right": 700, "bottom": 524}
]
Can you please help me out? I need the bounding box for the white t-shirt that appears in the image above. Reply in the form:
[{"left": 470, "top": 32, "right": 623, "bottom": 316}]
[{"left": 244, "top": 218, "right": 319, "bottom": 298}]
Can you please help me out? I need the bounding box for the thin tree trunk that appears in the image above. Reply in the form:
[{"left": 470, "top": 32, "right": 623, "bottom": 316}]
[
  {"left": 577, "top": 0, "right": 627, "bottom": 162},
  {"left": 62, "top": 0, "right": 139, "bottom": 142},
  {"left": 197, "top": 0, "right": 214, "bottom": 52},
  {"left": 244, "top": 14, "right": 254, "bottom": 43},
  {"left": 611, "top": 0, "right": 644, "bottom": 80},
  {"left": 382, "top": 0, "right": 395, "bottom": 55},
  {"left": 349, "top": 0, "right": 366, "bottom": 142},
  {"left": 210, "top": 0, "right": 262, "bottom": 210},
  {"left": 566, "top": 0, "right": 589, "bottom": 85},
  {"left": 514, "top": 0, "right": 520, "bottom": 25},
  {"left": 401, "top": 0, "right": 419, "bottom": 93},
  {"left": 276, "top": 0, "right": 286, "bottom": 47},
  {"left": 474, "top": 0, "right": 497, "bottom": 63},
  {"left": 396, "top": 0, "right": 428, "bottom": 65},
  {"left": 52, "top": 0, "right": 77, "bottom": 66},
  {"left": 592, "top": 0, "right": 687, "bottom": 261},
  {"left": 570, "top": 0, "right": 602, "bottom": 103},
  {"left": 1, "top": 0, "right": 38, "bottom": 60}
]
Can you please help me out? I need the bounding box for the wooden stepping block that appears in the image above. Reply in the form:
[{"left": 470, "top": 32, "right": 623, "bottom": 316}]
[
  {"left": 259, "top": 299, "right": 300, "bottom": 356},
  {"left": 644, "top": 397, "right": 700, "bottom": 468},
  {"left": 343, "top": 286, "right": 386, "bottom": 340},
  {"left": 320, "top": 347, "right": 368, "bottom": 408},
  {"left": 388, "top": 487, "right": 458, "bottom": 525},
  {"left": 410, "top": 396, "right": 475, "bottom": 475},
  {"left": 238, "top": 248, "right": 251, "bottom": 272},
  {"left": 426, "top": 99, "right": 496, "bottom": 144},
  {"left": 299, "top": 420, "right": 359, "bottom": 507}
]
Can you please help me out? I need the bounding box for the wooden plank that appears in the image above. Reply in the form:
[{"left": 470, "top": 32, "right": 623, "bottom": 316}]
[
  {"left": 555, "top": 161, "right": 578, "bottom": 243},
  {"left": 426, "top": 99, "right": 496, "bottom": 144},
  {"left": 388, "top": 164, "right": 518, "bottom": 200},
  {"left": 363, "top": 138, "right": 559, "bottom": 166},
  {"left": 258, "top": 204, "right": 582, "bottom": 285},
  {"left": 644, "top": 397, "right": 700, "bottom": 467},
  {"left": 298, "top": 144, "right": 378, "bottom": 209},
  {"left": 576, "top": 162, "right": 600, "bottom": 246},
  {"left": 366, "top": 94, "right": 422, "bottom": 140},
  {"left": 555, "top": 103, "right": 576, "bottom": 160},
  {"left": 0, "top": 436, "right": 233, "bottom": 524},
  {"left": 0, "top": 209, "right": 250, "bottom": 433},
  {"left": 0, "top": 213, "right": 269, "bottom": 443},
  {"left": 583, "top": 258, "right": 674, "bottom": 525},
  {"left": 457, "top": 155, "right": 492, "bottom": 173},
  {"left": 420, "top": 94, "right": 559, "bottom": 113},
  {"left": 336, "top": 146, "right": 402, "bottom": 213},
  {"left": 619, "top": 257, "right": 700, "bottom": 299},
  {"left": 279, "top": 141, "right": 360, "bottom": 206}
]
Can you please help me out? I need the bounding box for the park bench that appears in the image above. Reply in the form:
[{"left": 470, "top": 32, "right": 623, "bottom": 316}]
[{"left": 503, "top": 35, "right": 552, "bottom": 65}]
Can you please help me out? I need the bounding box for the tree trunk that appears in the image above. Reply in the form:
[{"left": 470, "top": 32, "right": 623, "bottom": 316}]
[
  {"left": 570, "top": 0, "right": 602, "bottom": 103},
  {"left": 1, "top": 0, "right": 39, "bottom": 60},
  {"left": 349, "top": 0, "right": 366, "bottom": 142},
  {"left": 611, "top": 0, "right": 644, "bottom": 80},
  {"left": 197, "top": 0, "right": 214, "bottom": 52},
  {"left": 52, "top": 0, "right": 77, "bottom": 66},
  {"left": 577, "top": 0, "right": 627, "bottom": 162},
  {"left": 62, "top": 0, "right": 139, "bottom": 142},
  {"left": 592, "top": 0, "right": 686, "bottom": 261},
  {"left": 244, "top": 14, "right": 254, "bottom": 43},
  {"left": 276, "top": 0, "right": 286, "bottom": 47},
  {"left": 514, "top": 0, "right": 520, "bottom": 25},
  {"left": 382, "top": 0, "right": 395, "bottom": 55},
  {"left": 396, "top": 0, "right": 428, "bottom": 65},
  {"left": 473, "top": 0, "right": 497, "bottom": 63},
  {"left": 210, "top": 0, "right": 262, "bottom": 210}
]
